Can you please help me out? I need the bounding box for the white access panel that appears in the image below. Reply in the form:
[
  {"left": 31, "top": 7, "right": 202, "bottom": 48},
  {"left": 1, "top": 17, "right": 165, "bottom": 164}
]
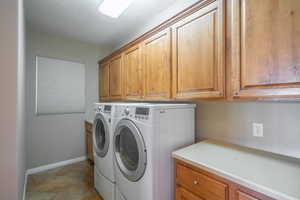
[{"left": 36, "top": 56, "right": 85, "bottom": 115}]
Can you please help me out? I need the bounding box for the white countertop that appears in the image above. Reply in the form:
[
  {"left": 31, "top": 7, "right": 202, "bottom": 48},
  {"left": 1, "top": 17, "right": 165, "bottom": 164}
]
[{"left": 172, "top": 140, "right": 300, "bottom": 200}]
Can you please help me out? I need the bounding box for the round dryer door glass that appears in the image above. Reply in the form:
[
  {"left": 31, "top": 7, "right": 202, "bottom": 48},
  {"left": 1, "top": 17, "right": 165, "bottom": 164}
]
[
  {"left": 114, "top": 119, "right": 147, "bottom": 182},
  {"left": 119, "top": 127, "right": 139, "bottom": 171},
  {"left": 94, "top": 113, "right": 109, "bottom": 157}
]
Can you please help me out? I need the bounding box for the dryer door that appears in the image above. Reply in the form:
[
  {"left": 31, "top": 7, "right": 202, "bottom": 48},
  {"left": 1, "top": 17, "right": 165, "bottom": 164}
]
[
  {"left": 114, "top": 119, "right": 147, "bottom": 182},
  {"left": 93, "top": 113, "right": 110, "bottom": 157}
]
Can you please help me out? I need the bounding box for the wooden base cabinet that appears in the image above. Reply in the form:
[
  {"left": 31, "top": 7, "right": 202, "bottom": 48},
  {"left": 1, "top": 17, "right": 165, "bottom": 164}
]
[
  {"left": 229, "top": 0, "right": 300, "bottom": 100},
  {"left": 85, "top": 121, "right": 96, "bottom": 188},
  {"left": 87, "top": 162, "right": 94, "bottom": 186},
  {"left": 85, "top": 121, "right": 94, "bottom": 163},
  {"left": 175, "top": 160, "right": 274, "bottom": 200},
  {"left": 236, "top": 191, "right": 260, "bottom": 200},
  {"left": 176, "top": 186, "right": 204, "bottom": 200}
]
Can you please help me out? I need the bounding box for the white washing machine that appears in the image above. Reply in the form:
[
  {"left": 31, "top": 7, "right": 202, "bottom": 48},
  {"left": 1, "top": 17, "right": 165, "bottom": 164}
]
[
  {"left": 113, "top": 103, "right": 195, "bottom": 200},
  {"left": 93, "top": 102, "right": 148, "bottom": 200},
  {"left": 93, "top": 103, "right": 115, "bottom": 200}
]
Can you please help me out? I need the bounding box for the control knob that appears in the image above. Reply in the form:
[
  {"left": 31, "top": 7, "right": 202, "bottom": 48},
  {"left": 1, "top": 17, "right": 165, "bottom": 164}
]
[{"left": 124, "top": 107, "right": 130, "bottom": 115}]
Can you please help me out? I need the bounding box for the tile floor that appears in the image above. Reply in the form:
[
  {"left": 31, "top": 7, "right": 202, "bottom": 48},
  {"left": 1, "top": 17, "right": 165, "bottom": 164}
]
[{"left": 25, "top": 161, "right": 102, "bottom": 200}]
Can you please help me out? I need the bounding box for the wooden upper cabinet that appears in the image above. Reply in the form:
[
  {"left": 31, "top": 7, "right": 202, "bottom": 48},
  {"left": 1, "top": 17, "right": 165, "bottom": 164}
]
[
  {"left": 230, "top": 0, "right": 300, "bottom": 100},
  {"left": 99, "top": 62, "right": 110, "bottom": 100},
  {"left": 142, "top": 28, "right": 172, "bottom": 100},
  {"left": 123, "top": 44, "right": 143, "bottom": 100},
  {"left": 172, "top": 0, "right": 225, "bottom": 100},
  {"left": 109, "top": 54, "right": 123, "bottom": 100}
]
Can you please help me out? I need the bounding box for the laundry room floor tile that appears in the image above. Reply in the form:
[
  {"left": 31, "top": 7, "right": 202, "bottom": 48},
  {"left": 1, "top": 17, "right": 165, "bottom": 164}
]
[{"left": 25, "top": 161, "right": 102, "bottom": 200}]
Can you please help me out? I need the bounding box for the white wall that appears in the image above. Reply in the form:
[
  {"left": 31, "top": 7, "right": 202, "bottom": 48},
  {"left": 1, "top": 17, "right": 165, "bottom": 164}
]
[
  {"left": 26, "top": 28, "right": 110, "bottom": 169},
  {"left": 0, "top": 0, "right": 26, "bottom": 199}
]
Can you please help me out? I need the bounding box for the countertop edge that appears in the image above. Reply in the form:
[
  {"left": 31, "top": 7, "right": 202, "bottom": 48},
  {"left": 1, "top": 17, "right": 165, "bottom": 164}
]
[{"left": 172, "top": 153, "right": 298, "bottom": 200}]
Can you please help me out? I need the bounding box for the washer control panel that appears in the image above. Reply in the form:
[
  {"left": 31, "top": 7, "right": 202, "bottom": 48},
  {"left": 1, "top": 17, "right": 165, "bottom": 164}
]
[
  {"left": 104, "top": 105, "right": 112, "bottom": 113},
  {"left": 95, "top": 104, "right": 111, "bottom": 113},
  {"left": 96, "top": 105, "right": 102, "bottom": 112}
]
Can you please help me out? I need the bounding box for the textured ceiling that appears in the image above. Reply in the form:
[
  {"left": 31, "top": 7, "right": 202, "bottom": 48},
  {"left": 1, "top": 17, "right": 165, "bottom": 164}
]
[{"left": 25, "top": 0, "right": 175, "bottom": 49}]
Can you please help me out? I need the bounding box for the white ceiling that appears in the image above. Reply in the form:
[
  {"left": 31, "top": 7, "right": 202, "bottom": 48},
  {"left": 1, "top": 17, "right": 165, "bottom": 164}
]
[{"left": 25, "top": 0, "right": 175, "bottom": 49}]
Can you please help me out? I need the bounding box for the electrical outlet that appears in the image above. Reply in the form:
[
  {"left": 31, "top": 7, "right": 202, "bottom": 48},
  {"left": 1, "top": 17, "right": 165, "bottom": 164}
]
[{"left": 253, "top": 123, "right": 263, "bottom": 137}]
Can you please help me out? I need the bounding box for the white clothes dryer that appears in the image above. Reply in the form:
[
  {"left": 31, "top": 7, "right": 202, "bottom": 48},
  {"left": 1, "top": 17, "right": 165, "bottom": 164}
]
[{"left": 113, "top": 103, "right": 195, "bottom": 200}]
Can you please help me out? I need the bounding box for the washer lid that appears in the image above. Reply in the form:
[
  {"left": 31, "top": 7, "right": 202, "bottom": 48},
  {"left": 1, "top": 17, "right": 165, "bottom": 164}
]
[
  {"left": 93, "top": 113, "right": 110, "bottom": 158},
  {"left": 114, "top": 119, "right": 147, "bottom": 182}
]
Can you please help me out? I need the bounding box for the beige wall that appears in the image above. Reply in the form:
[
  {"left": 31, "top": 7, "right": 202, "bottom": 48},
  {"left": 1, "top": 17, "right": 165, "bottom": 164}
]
[
  {"left": 0, "top": 0, "right": 26, "bottom": 199},
  {"left": 25, "top": 28, "right": 110, "bottom": 169}
]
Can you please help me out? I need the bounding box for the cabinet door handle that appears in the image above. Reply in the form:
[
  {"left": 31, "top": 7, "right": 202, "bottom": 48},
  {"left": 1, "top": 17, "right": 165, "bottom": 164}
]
[{"left": 193, "top": 180, "right": 199, "bottom": 185}]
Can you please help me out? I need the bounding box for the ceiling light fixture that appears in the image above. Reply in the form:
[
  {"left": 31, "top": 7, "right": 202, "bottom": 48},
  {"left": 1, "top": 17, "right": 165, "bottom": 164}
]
[{"left": 98, "top": 0, "right": 134, "bottom": 18}]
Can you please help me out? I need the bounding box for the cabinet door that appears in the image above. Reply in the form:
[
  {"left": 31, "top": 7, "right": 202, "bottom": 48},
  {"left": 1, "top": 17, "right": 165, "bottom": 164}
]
[
  {"left": 143, "top": 28, "right": 171, "bottom": 100},
  {"left": 176, "top": 186, "right": 204, "bottom": 200},
  {"left": 110, "top": 55, "right": 123, "bottom": 100},
  {"left": 230, "top": 0, "right": 300, "bottom": 100},
  {"left": 123, "top": 44, "right": 143, "bottom": 100},
  {"left": 172, "top": 0, "right": 225, "bottom": 100},
  {"left": 99, "top": 62, "right": 110, "bottom": 101}
]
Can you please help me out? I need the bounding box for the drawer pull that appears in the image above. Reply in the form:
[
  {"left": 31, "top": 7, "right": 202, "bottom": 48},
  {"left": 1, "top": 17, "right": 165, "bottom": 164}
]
[{"left": 193, "top": 180, "right": 199, "bottom": 185}]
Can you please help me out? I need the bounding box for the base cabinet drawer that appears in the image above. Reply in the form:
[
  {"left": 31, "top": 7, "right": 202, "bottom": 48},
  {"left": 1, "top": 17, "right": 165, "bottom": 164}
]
[
  {"left": 176, "top": 186, "right": 204, "bottom": 200},
  {"left": 176, "top": 164, "right": 228, "bottom": 200},
  {"left": 236, "top": 191, "right": 260, "bottom": 200},
  {"left": 175, "top": 160, "right": 274, "bottom": 200}
]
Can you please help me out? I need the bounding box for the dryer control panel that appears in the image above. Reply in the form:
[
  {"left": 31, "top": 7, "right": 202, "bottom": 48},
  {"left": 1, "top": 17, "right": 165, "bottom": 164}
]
[
  {"left": 120, "top": 106, "right": 150, "bottom": 121},
  {"left": 135, "top": 107, "right": 149, "bottom": 120}
]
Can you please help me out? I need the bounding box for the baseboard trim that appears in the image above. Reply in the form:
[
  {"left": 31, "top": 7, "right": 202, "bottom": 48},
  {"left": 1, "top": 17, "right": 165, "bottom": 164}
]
[{"left": 26, "top": 156, "right": 87, "bottom": 175}]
